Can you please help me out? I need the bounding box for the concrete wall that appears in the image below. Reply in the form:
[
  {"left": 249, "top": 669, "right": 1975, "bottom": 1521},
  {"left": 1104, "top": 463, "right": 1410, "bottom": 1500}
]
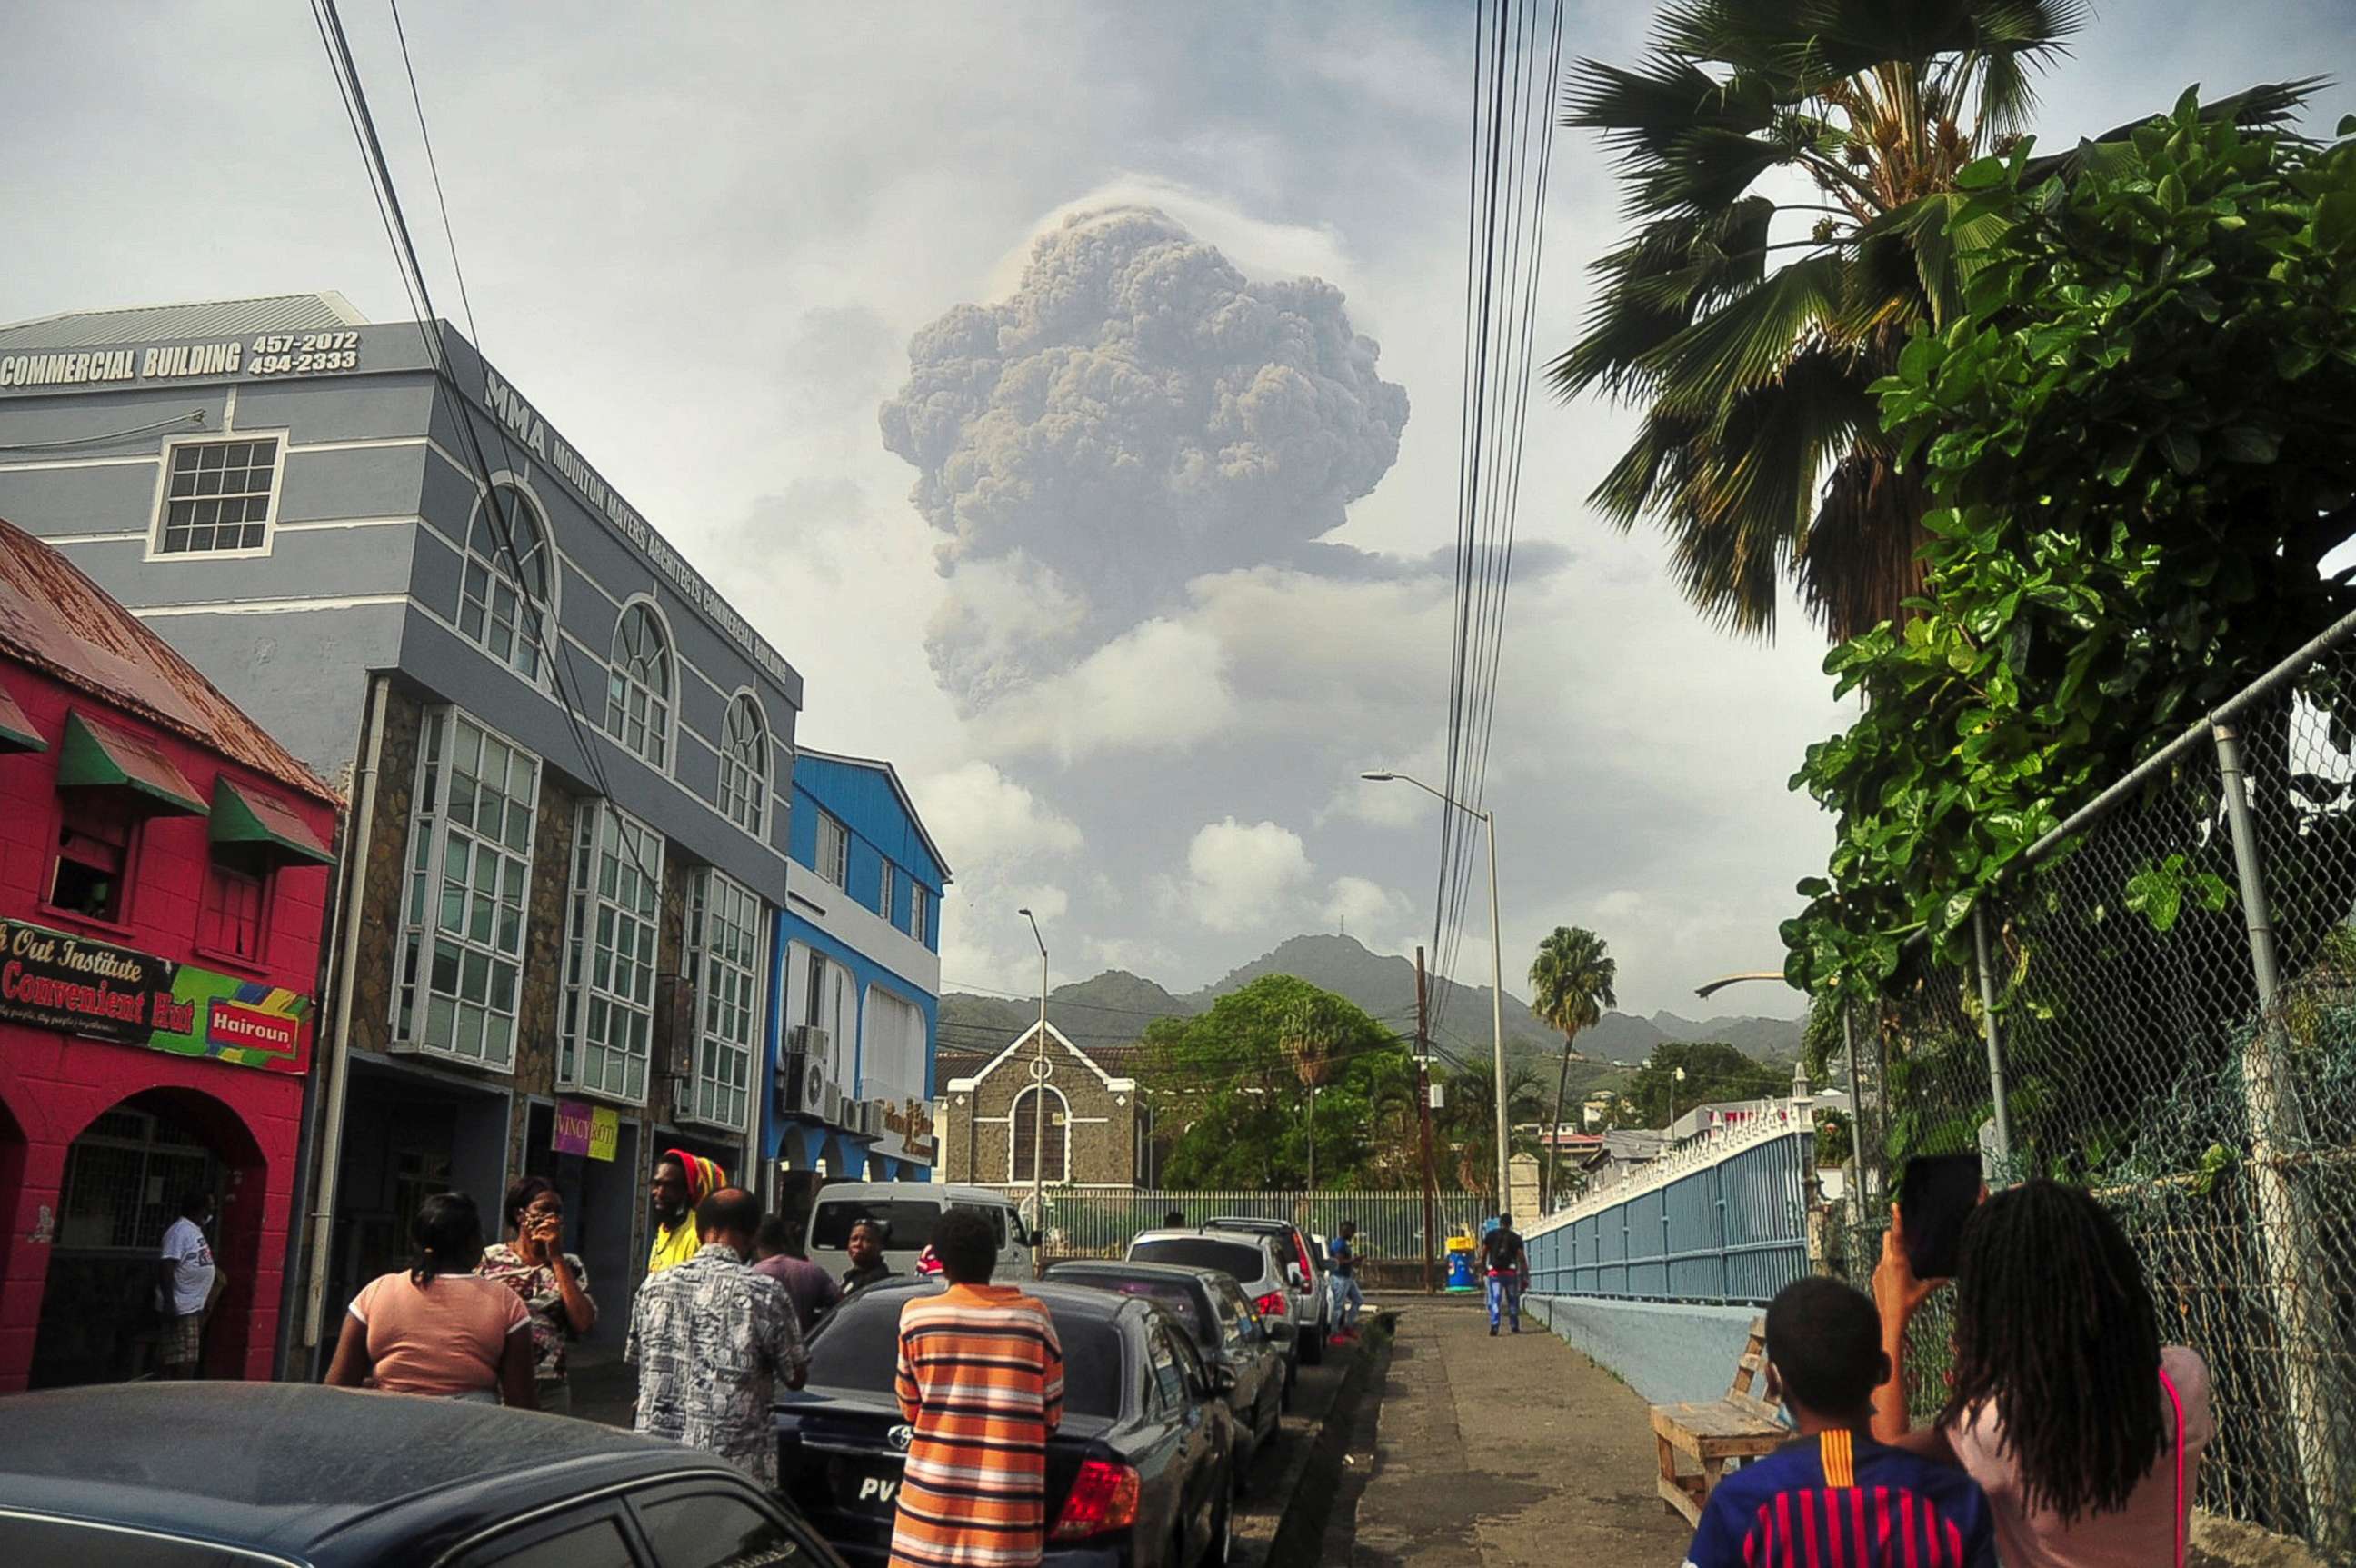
[{"left": 1523, "top": 1293, "right": 1769, "bottom": 1409}]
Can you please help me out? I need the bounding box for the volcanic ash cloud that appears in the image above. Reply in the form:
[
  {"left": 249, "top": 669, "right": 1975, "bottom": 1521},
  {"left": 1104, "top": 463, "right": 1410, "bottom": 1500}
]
[{"left": 880, "top": 206, "right": 1409, "bottom": 711}]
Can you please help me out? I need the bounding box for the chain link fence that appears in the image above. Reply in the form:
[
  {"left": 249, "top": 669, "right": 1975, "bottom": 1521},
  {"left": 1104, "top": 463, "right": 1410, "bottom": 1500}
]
[{"left": 1837, "top": 627, "right": 2356, "bottom": 1563}]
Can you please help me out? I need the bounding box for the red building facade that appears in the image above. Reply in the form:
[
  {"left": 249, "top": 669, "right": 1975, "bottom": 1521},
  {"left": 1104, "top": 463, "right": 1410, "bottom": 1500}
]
[{"left": 0, "top": 522, "right": 338, "bottom": 1391}]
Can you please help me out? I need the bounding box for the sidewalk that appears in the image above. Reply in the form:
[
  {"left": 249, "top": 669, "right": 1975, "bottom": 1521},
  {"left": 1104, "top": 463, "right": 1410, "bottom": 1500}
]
[{"left": 1350, "top": 1293, "right": 1690, "bottom": 1568}]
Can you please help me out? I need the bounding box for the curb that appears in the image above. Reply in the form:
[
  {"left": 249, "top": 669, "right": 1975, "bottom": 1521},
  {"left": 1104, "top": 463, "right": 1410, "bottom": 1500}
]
[{"left": 1263, "top": 1314, "right": 1394, "bottom": 1568}]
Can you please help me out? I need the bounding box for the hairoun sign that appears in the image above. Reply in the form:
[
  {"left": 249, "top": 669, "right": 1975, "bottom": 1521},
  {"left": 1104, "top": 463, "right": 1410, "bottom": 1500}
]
[{"left": 0, "top": 920, "right": 310, "bottom": 1074}]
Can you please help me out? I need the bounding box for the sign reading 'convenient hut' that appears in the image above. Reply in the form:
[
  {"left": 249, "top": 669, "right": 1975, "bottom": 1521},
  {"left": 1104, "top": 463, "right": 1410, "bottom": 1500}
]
[{"left": 0, "top": 919, "right": 310, "bottom": 1073}]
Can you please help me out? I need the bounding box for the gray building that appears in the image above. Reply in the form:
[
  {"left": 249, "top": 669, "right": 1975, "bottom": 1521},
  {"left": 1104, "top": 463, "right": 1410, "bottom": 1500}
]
[{"left": 0, "top": 294, "right": 804, "bottom": 1363}]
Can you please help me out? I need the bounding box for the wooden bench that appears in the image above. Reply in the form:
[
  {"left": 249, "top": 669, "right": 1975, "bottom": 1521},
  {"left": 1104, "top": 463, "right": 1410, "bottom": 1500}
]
[{"left": 1648, "top": 1315, "right": 1786, "bottom": 1524}]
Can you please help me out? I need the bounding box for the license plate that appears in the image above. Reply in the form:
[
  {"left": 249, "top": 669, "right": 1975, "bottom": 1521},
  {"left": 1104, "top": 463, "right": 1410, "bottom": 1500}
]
[{"left": 830, "top": 1456, "right": 906, "bottom": 1514}]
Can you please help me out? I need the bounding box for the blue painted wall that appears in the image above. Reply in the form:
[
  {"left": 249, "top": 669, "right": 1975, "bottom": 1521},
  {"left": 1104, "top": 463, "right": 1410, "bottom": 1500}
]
[
  {"left": 787, "top": 753, "right": 945, "bottom": 944},
  {"left": 1524, "top": 1294, "right": 1777, "bottom": 1410}
]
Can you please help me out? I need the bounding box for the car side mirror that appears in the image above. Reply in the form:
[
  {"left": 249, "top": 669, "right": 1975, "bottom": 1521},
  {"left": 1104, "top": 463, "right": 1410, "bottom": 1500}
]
[{"left": 1286, "top": 1263, "right": 1307, "bottom": 1289}]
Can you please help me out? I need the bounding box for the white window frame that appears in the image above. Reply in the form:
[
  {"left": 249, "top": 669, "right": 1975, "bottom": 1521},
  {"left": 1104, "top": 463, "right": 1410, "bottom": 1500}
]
[
  {"left": 457, "top": 477, "right": 557, "bottom": 686},
  {"left": 684, "top": 868, "right": 764, "bottom": 1134},
  {"left": 604, "top": 597, "right": 674, "bottom": 770},
  {"left": 557, "top": 800, "right": 665, "bottom": 1105},
  {"left": 908, "top": 883, "right": 930, "bottom": 944},
  {"left": 816, "top": 812, "right": 849, "bottom": 888},
  {"left": 716, "top": 690, "right": 768, "bottom": 836},
  {"left": 878, "top": 861, "right": 896, "bottom": 924},
  {"left": 392, "top": 708, "right": 540, "bottom": 1071},
  {"left": 146, "top": 429, "right": 290, "bottom": 561},
  {"left": 1010, "top": 1084, "right": 1072, "bottom": 1184}
]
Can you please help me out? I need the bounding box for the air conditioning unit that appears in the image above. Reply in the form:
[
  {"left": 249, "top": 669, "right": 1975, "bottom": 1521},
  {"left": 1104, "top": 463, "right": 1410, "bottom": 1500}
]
[
  {"left": 789, "top": 1024, "right": 829, "bottom": 1057},
  {"left": 823, "top": 1082, "right": 844, "bottom": 1125},
  {"left": 859, "top": 1098, "right": 884, "bottom": 1137},
  {"left": 777, "top": 1054, "right": 833, "bottom": 1120}
]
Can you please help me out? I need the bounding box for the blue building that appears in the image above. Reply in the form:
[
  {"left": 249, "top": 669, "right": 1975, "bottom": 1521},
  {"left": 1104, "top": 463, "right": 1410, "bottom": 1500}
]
[{"left": 769, "top": 748, "right": 947, "bottom": 1183}]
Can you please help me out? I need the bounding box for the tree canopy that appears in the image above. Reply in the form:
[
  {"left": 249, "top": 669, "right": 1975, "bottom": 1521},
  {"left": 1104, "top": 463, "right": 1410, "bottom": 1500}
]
[{"left": 1616, "top": 1041, "right": 1792, "bottom": 1128}]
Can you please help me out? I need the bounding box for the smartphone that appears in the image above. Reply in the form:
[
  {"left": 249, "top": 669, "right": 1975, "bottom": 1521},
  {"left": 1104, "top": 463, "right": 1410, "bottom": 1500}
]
[{"left": 1899, "top": 1153, "right": 1982, "bottom": 1281}]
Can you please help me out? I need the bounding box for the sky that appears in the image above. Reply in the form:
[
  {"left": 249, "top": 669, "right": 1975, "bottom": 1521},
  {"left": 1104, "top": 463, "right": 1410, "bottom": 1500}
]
[{"left": 5, "top": 2, "right": 2351, "bottom": 1024}]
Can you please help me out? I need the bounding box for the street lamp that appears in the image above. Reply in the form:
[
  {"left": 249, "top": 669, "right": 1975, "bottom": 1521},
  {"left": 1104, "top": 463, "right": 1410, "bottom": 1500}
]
[
  {"left": 1360, "top": 769, "right": 1511, "bottom": 1218},
  {"left": 1018, "top": 906, "right": 1048, "bottom": 1275}
]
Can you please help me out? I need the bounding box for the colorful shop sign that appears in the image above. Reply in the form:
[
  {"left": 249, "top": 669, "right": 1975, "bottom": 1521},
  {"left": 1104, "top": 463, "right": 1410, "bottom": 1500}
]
[
  {"left": 554, "top": 1098, "right": 621, "bottom": 1163},
  {"left": 0, "top": 920, "right": 309, "bottom": 1074}
]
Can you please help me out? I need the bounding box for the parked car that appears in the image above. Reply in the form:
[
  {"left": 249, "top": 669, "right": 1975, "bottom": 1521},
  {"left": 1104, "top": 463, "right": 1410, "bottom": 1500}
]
[
  {"left": 1045, "top": 1260, "right": 1287, "bottom": 1485},
  {"left": 1124, "top": 1229, "right": 1302, "bottom": 1389},
  {"left": 1201, "top": 1218, "right": 1330, "bottom": 1365},
  {"left": 805, "top": 1181, "right": 1033, "bottom": 1280},
  {"left": 776, "top": 1277, "right": 1235, "bottom": 1568},
  {"left": 0, "top": 1381, "right": 840, "bottom": 1567}
]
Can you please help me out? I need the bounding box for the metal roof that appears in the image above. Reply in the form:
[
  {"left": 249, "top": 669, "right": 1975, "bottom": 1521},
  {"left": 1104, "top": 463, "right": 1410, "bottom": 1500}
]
[
  {"left": 0, "top": 517, "right": 338, "bottom": 805},
  {"left": 0, "top": 291, "right": 366, "bottom": 351}
]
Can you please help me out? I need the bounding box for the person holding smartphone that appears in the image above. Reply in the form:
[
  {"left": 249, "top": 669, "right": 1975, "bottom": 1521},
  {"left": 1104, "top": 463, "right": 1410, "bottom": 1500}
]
[
  {"left": 478, "top": 1175, "right": 597, "bottom": 1413},
  {"left": 1872, "top": 1180, "right": 2211, "bottom": 1568}
]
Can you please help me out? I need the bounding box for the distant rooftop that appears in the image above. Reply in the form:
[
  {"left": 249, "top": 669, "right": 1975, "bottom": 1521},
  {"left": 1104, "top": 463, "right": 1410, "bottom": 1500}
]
[
  {"left": 0, "top": 291, "right": 366, "bottom": 351},
  {"left": 0, "top": 517, "right": 336, "bottom": 805}
]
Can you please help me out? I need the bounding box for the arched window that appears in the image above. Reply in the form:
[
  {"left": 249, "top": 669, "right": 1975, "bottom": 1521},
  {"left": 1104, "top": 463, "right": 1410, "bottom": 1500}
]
[
  {"left": 718, "top": 693, "right": 768, "bottom": 834},
  {"left": 604, "top": 602, "right": 673, "bottom": 767},
  {"left": 1010, "top": 1085, "right": 1070, "bottom": 1184},
  {"left": 459, "top": 482, "right": 553, "bottom": 682}
]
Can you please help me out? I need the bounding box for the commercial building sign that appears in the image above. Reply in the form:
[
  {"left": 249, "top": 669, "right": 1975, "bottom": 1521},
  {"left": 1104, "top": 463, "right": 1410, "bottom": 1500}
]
[
  {"left": 877, "top": 1097, "right": 937, "bottom": 1164},
  {"left": 0, "top": 919, "right": 309, "bottom": 1073},
  {"left": 554, "top": 1097, "right": 621, "bottom": 1162},
  {"left": 0, "top": 332, "right": 364, "bottom": 389}
]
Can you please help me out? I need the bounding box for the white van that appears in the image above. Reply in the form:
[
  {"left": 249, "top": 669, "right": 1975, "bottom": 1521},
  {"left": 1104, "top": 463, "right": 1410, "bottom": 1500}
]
[{"left": 804, "top": 1182, "right": 1033, "bottom": 1280}]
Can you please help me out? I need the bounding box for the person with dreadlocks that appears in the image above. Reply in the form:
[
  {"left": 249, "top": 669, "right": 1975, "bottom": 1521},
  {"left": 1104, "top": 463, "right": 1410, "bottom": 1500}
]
[{"left": 1872, "top": 1180, "right": 2213, "bottom": 1568}]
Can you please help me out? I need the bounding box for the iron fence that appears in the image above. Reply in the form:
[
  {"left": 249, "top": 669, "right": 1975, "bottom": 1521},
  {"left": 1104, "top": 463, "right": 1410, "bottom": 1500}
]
[
  {"left": 1835, "top": 616, "right": 2356, "bottom": 1563},
  {"left": 985, "top": 1187, "right": 1489, "bottom": 1279},
  {"left": 1525, "top": 1114, "right": 1812, "bottom": 1305}
]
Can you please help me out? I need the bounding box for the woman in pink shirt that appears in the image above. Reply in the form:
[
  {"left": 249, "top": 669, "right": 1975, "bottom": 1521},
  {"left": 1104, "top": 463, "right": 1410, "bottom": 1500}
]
[
  {"left": 1873, "top": 1180, "right": 2210, "bottom": 1568},
  {"left": 326, "top": 1191, "right": 537, "bottom": 1408}
]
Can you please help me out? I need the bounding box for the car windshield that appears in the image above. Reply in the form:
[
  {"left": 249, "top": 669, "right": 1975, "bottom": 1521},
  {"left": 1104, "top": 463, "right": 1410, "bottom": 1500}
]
[
  {"left": 805, "top": 1290, "right": 1125, "bottom": 1418},
  {"left": 810, "top": 1199, "right": 946, "bottom": 1252},
  {"left": 1131, "top": 1237, "right": 1268, "bottom": 1282}
]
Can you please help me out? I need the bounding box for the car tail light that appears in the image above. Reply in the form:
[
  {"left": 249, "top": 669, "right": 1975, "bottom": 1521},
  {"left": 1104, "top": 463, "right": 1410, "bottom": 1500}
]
[
  {"left": 1293, "top": 1233, "right": 1315, "bottom": 1281},
  {"left": 1254, "top": 1289, "right": 1289, "bottom": 1320},
  {"left": 1052, "top": 1458, "right": 1142, "bottom": 1541}
]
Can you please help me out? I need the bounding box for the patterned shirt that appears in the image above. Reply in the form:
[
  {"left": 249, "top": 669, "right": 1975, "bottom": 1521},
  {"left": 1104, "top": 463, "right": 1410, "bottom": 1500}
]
[
  {"left": 889, "top": 1283, "right": 1065, "bottom": 1568},
  {"left": 1683, "top": 1429, "right": 1997, "bottom": 1568},
  {"left": 476, "top": 1243, "right": 594, "bottom": 1384},
  {"left": 626, "top": 1242, "right": 805, "bottom": 1483}
]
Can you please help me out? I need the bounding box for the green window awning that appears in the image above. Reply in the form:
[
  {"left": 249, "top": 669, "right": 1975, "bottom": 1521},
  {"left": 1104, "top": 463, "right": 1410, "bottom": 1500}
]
[
  {"left": 0, "top": 682, "right": 45, "bottom": 754},
  {"left": 210, "top": 775, "right": 334, "bottom": 866},
  {"left": 58, "top": 711, "right": 206, "bottom": 814}
]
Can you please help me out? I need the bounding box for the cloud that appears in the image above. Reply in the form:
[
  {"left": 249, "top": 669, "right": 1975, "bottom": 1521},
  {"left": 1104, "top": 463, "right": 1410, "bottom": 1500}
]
[
  {"left": 1175, "top": 817, "right": 1313, "bottom": 933},
  {"left": 1321, "top": 874, "right": 1413, "bottom": 938},
  {"left": 880, "top": 205, "right": 1411, "bottom": 709},
  {"left": 911, "top": 760, "right": 1084, "bottom": 870}
]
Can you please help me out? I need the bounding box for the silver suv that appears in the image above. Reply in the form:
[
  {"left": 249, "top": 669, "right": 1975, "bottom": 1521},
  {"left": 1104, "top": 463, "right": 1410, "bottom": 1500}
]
[
  {"left": 1125, "top": 1228, "right": 1303, "bottom": 1386},
  {"left": 1202, "top": 1216, "right": 1329, "bottom": 1365}
]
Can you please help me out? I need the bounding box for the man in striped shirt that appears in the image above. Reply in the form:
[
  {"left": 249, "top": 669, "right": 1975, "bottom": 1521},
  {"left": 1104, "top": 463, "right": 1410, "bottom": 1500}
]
[
  {"left": 1685, "top": 1278, "right": 1996, "bottom": 1568},
  {"left": 889, "top": 1209, "right": 1065, "bottom": 1568}
]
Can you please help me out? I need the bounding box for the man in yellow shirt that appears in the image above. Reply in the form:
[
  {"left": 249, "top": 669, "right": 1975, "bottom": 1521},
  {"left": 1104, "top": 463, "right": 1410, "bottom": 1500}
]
[{"left": 647, "top": 1149, "right": 725, "bottom": 1273}]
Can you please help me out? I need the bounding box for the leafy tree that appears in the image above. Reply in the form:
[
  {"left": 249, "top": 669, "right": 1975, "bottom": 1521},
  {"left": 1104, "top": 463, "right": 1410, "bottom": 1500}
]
[
  {"left": 1528, "top": 926, "right": 1617, "bottom": 1210},
  {"left": 1142, "top": 976, "right": 1414, "bottom": 1189},
  {"left": 1433, "top": 1060, "right": 1551, "bottom": 1205},
  {"left": 1784, "top": 101, "right": 2356, "bottom": 997},
  {"left": 1553, "top": 1, "right": 2312, "bottom": 640},
  {"left": 1619, "top": 1042, "right": 1790, "bottom": 1128}
]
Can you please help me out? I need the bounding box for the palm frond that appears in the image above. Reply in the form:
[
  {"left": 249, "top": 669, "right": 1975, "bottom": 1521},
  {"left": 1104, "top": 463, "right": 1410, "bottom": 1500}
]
[
  {"left": 1641, "top": 253, "right": 1844, "bottom": 413},
  {"left": 1552, "top": 199, "right": 1774, "bottom": 396},
  {"left": 2027, "top": 77, "right": 2330, "bottom": 181},
  {"left": 1798, "top": 453, "right": 1934, "bottom": 638}
]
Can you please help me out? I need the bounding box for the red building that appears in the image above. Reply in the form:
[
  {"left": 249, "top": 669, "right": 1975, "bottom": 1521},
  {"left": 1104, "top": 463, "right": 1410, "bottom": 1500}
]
[{"left": 0, "top": 520, "right": 338, "bottom": 1391}]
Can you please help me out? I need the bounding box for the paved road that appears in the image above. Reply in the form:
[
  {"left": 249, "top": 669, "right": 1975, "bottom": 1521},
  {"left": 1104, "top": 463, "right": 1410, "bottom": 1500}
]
[{"left": 1351, "top": 1293, "right": 1691, "bottom": 1568}]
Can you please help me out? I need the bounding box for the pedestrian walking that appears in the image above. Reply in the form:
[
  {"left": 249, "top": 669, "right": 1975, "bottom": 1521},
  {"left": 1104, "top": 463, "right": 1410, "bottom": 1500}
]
[
  {"left": 1328, "top": 1219, "right": 1363, "bottom": 1339},
  {"left": 887, "top": 1209, "right": 1064, "bottom": 1568},
  {"left": 1481, "top": 1213, "right": 1526, "bottom": 1334},
  {"left": 647, "top": 1149, "right": 725, "bottom": 1275},
  {"left": 1682, "top": 1277, "right": 1997, "bottom": 1567},
  {"left": 155, "top": 1189, "right": 217, "bottom": 1380},
  {"left": 1872, "top": 1181, "right": 2212, "bottom": 1568},
  {"left": 842, "top": 1217, "right": 894, "bottom": 1293},
  {"left": 626, "top": 1186, "right": 805, "bottom": 1484},
  {"left": 326, "top": 1192, "right": 536, "bottom": 1407},
  {"left": 753, "top": 1213, "right": 842, "bottom": 1333},
  {"left": 477, "top": 1175, "right": 597, "bottom": 1414}
]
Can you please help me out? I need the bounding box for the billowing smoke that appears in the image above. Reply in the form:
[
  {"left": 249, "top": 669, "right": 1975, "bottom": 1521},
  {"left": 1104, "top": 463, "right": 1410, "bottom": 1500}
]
[{"left": 880, "top": 206, "right": 1410, "bottom": 710}]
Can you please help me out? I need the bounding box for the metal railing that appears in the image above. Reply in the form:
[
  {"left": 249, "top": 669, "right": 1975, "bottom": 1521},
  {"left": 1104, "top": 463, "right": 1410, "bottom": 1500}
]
[
  {"left": 1833, "top": 614, "right": 2356, "bottom": 1563},
  {"left": 1525, "top": 1114, "right": 1812, "bottom": 1306},
  {"left": 985, "top": 1187, "right": 1491, "bottom": 1275}
]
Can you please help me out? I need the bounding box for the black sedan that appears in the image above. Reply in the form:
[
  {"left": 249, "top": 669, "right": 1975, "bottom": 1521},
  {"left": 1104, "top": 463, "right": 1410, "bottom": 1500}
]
[
  {"left": 1043, "top": 1261, "right": 1286, "bottom": 1487},
  {"left": 776, "top": 1278, "right": 1235, "bottom": 1568},
  {"left": 0, "top": 1381, "right": 838, "bottom": 1567}
]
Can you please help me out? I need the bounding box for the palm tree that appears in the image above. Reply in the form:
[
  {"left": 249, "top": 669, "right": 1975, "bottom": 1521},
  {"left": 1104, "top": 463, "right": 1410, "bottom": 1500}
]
[
  {"left": 1529, "top": 927, "right": 1617, "bottom": 1212},
  {"left": 1282, "top": 998, "right": 1345, "bottom": 1188},
  {"left": 1552, "top": 2, "right": 2311, "bottom": 641}
]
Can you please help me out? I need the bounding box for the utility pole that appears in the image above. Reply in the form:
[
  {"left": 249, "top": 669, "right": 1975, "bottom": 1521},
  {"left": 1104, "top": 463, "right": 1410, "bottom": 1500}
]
[
  {"left": 1416, "top": 945, "right": 1438, "bottom": 1295},
  {"left": 1305, "top": 1084, "right": 1320, "bottom": 1192},
  {"left": 1020, "top": 907, "right": 1048, "bottom": 1279}
]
